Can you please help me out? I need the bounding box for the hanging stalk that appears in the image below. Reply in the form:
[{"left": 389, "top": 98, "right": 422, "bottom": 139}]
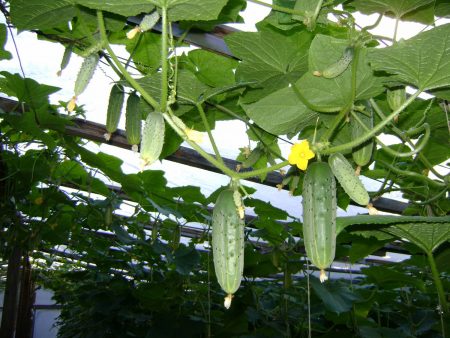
[
  {"left": 160, "top": 6, "right": 169, "bottom": 113},
  {"left": 97, "top": 10, "right": 160, "bottom": 111},
  {"left": 196, "top": 103, "right": 225, "bottom": 165},
  {"left": 426, "top": 251, "right": 449, "bottom": 314}
]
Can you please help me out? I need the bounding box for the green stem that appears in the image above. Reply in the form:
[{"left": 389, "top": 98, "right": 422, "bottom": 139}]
[
  {"left": 379, "top": 161, "right": 446, "bottom": 189},
  {"left": 292, "top": 84, "right": 341, "bottom": 113},
  {"left": 426, "top": 251, "right": 449, "bottom": 314},
  {"left": 350, "top": 47, "right": 359, "bottom": 103},
  {"left": 393, "top": 17, "right": 400, "bottom": 43},
  {"left": 319, "top": 90, "right": 421, "bottom": 155},
  {"left": 160, "top": 6, "right": 169, "bottom": 112},
  {"left": 370, "top": 99, "right": 445, "bottom": 179},
  {"left": 236, "top": 160, "right": 289, "bottom": 180},
  {"left": 247, "top": 0, "right": 306, "bottom": 16},
  {"left": 97, "top": 11, "right": 160, "bottom": 111},
  {"left": 196, "top": 103, "right": 224, "bottom": 165},
  {"left": 361, "top": 13, "right": 383, "bottom": 32},
  {"left": 321, "top": 105, "right": 350, "bottom": 142},
  {"left": 162, "top": 112, "right": 237, "bottom": 178}
]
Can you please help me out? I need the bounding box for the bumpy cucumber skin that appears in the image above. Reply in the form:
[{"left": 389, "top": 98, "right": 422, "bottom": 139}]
[
  {"left": 74, "top": 54, "right": 99, "bottom": 96},
  {"left": 125, "top": 92, "right": 142, "bottom": 147},
  {"left": 351, "top": 106, "right": 374, "bottom": 167},
  {"left": 212, "top": 189, "right": 244, "bottom": 300},
  {"left": 387, "top": 87, "right": 406, "bottom": 112},
  {"left": 328, "top": 153, "right": 370, "bottom": 206},
  {"left": 139, "top": 11, "right": 160, "bottom": 31},
  {"left": 57, "top": 45, "right": 72, "bottom": 76},
  {"left": 322, "top": 46, "right": 354, "bottom": 79},
  {"left": 302, "top": 162, "right": 336, "bottom": 278},
  {"left": 106, "top": 84, "right": 125, "bottom": 135},
  {"left": 140, "top": 111, "right": 165, "bottom": 166}
]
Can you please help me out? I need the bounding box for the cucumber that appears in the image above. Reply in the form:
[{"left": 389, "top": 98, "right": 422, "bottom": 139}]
[
  {"left": 125, "top": 92, "right": 142, "bottom": 151},
  {"left": 328, "top": 153, "right": 370, "bottom": 206},
  {"left": 387, "top": 87, "right": 406, "bottom": 112},
  {"left": 105, "top": 84, "right": 125, "bottom": 141},
  {"left": 302, "top": 162, "right": 336, "bottom": 282},
  {"left": 68, "top": 53, "right": 99, "bottom": 112},
  {"left": 57, "top": 45, "right": 72, "bottom": 77},
  {"left": 74, "top": 54, "right": 99, "bottom": 97},
  {"left": 140, "top": 111, "right": 165, "bottom": 167},
  {"left": 212, "top": 189, "right": 245, "bottom": 308},
  {"left": 351, "top": 103, "right": 374, "bottom": 169},
  {"left": 315, "top": 46, "right": 354, "bottom": 79}
]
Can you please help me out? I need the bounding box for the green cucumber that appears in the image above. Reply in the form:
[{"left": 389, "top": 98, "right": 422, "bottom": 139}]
[
  {"left": 387, "top": 87, "right": 406, "bottom": 112},
  {"left": 105, "top": 84, "right": 125, "bottom": 141},
  {"left": 140, "top": 111, "right": 165, "bottom": 167},
  {"left": 328, "top": 153, "right": 370, "bottom": 206},
  {"left": 68, "top": 53, "right": 99, "bottom": 112},
  {"left": 302, "top": 162, "right": 336, "bottom": 282},
  {"left": 316, "top": 46, "right": 354, "bottom": 79},
  {"left": 57, "top": 45, "right": 72, "bottom": 77},
  {"left": 212, "top": 189, "right": 245, "bottom": 308},
  {"left": 351, "top": 103, "right": 374, "bottom": 169},
  {"left": 125, "top": 92, "right": 142, "bottom": 151}
]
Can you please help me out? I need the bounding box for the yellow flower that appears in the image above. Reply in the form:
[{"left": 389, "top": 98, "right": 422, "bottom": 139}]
[{"left": 288, "top": 140, "right": 315, "bottom": 170}]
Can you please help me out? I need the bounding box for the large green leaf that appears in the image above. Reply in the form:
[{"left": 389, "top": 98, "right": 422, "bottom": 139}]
[
  {"left": 369, "top": 24, "right": 450, "bottom": 91},
  {"left": 337, "top": 215, "right": 450, "bottom": 234},
  {"left": 0, "top": 24, "right": 12, "bottom": 60},
  {"left": 165, "top": 0, "right": 229, "bottom": 21},
  {"left": 10, "top": 0, "right": 76, "bottom": 30},
  {"left": 295, "top": 35, "right": 383, "bottom": 112},
  {"left": 349, "top": 0, "right": 434, "bottom": 19},
  {"left": 75, "top": 0, "right": 154, "bottom": 16},
  {"left": 362, "top": 266, "right": 426, "bottom": 291},
  {"left": 384, "top": 222, "right": 450, "bottom": 254},
  {"left": 310, "top": 277, "right": 361, "bottom": 314},
  {"left": 225, "top": 29, "right": 312, "bottom": 84},
  {"left": 243, "top": 86, "right": 318, "bottom": 135}
]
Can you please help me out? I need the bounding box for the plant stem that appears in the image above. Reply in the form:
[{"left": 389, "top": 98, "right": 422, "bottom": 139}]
[
  {"left": 393, "top": 17, "right": 400, "bottom": 43},
  {"left": 321, "top": 105, "right": 350, "bottom": 142},
  {"left": 160, "top": 6, "right": 169, "bottom": 113},
  {"left": 97, "top": 10, "right": 160, "bottom": 111},
  {"left": 247, "top": 0, "right": 305, "bottom": 16},
  {"left": 320, "top": 90, "right": 421, "bottom": 154},
  {"left": 162, "top": 112, "right": 238, "bottom": 178},
  {"left": 196, "top": 103, "right": 224, "bottom": 165},
  {"left": 370, "top": 98, "right": 445, "bottom": 180},
  {"left": 236, "top": 160, "right": 289, "bottom": 180},
  {"left": 426, "top": 251, "right": 449, "bottom": 314}
]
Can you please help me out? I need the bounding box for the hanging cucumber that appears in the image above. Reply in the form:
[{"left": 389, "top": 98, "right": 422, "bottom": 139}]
[
  {"left": 302, "top": 162, "right": 336, "bottom": 282},
  {"left": 104, "top": 84, "right": 125, "bottom": 141},
  {"left": 212, "top": 188, "right": 245, "bottom": 309},
  {"left": 140, "top": 111, "right": 165, "bottom": 167},
  {"left": 57, "top": 45, "right": 72, "bottom": 77},
  {"left": 314, "top": 46, "right": 354, "bottom": 79},
  {"left": 351, "top": 103, "right": 374, "bottom": 171},
  {"left": 328, "top": 153, "right": 370, "bottom": 206},
  {"left": 127, "top": 11, "right": 160, "bottom": 39},
  {"left": 125, "top": 92, "right": 142, "bottom": 152},
  {"left": 67, "top": 53, "right": 99, "bottom": 112},
  {"left": 387, "top": 87, "right": 406, "bottom": 123}
]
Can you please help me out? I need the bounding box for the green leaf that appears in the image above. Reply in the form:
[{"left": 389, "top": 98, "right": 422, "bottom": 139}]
[
  {"left": 0, "top": 72, "right": 60, "bottom": 110},
  {"left": 225, "top": 29, "right": 312, "bottom": 84},
  {"left": 243, "top": 86, "right": 319, "bottom": 135},
  {"left": 336, "top": 215, "right": 450, "bottom": 234},
  {"left": 185, "top": 49, "right": 238, "bottom": 87},
  {"left": 310, "top": 277, "right": 361, "bottom": 314},
  {"left": 166, "top": 0, "right": 229, "bottom": 22},
  {"left": 0, "top": 24, "right": 12, "bottom": 60},
  {"left": 125, "top": 32, "right": 161, "bottom": 74},
  {"left": 384, "top": 222, "right": 450, "bottom": 254},
  {"left": 10, "top": 0, "right": 76, "bottom": 30},
  {"left": 173, "top": 244, "right": 200, "bottom": 275},
  {"left": 75, "top": 0, "right": 154, "bottom": 17},
  {"left": 369, "top": 24, "right": 450, "bottom": 91},
  {"left": 362, "top": 266, "right": 426, "bottom": 291},
  {"left": 349, "top": 0, "right": 434, "bottom": 19},
  {"left": 296, "top": 36, "right": 383, "bottom": 112},
  {"left": 436, "top": 0, "right": 450, "bottom": 18}
]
